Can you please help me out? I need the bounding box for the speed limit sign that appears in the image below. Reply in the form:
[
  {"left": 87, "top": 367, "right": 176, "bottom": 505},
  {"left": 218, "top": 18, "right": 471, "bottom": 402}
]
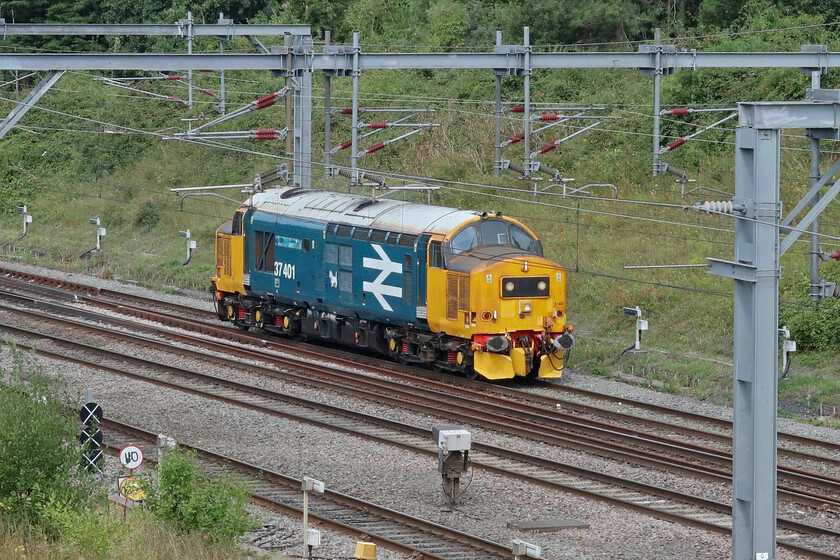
[{"left": 118, "top": 445, "right": 144, "bottom": 470}]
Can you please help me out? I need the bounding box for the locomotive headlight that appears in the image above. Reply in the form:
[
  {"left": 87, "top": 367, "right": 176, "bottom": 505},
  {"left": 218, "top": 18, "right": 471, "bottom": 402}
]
[
  {"left": 537, "top": 281, "right": 547, "bottom": 291},
  {"left": 505, "top": 281, "right": 515, "bottom": 292},
  {"left": 523, "top": 302, "right": 532, "bottom": 313}
]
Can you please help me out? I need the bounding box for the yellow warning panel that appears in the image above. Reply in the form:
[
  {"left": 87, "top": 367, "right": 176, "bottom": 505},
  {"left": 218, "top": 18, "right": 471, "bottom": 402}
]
[
  {"left": 354, "top": 541, "right": 377, "bottom": 560},
  {"left": 473, "top": 351, "right": 516, "bottom": 380},
  {"left": 538, "top": 353, "right": 564, "bottom": 378},
  {"left": 118, "top": 476, "right": 147, "bottom": 502}
]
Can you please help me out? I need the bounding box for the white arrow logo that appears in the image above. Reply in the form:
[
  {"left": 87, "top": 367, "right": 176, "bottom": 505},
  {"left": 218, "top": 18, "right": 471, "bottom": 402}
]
[{"left": 363, "top": 244, "right": 403, "bottom": 312}]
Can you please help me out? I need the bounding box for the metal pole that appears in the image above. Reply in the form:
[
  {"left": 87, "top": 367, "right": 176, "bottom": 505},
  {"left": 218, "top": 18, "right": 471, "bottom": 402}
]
[
  {"left": 324, "top": 30, "right": 332, "bottom": 178},
  {"left": 810, "top": 70, "right": 821, "bottom": 301},
  {"left": 494, "top": 30, "right": 502, "bottom": 178},
  {"left": 731, "top": 125, "right": 780, "bottom": 560},
  {"left": 351, "top": 31, "right": 361, "bottom": 183},
  {"left": 522, "top": 27, "right": 531, "bottom": 178},
  {"left": 652, "top": 28, "right": 661, "bottom": 176},
  {"left": 293, "top": 34, "right": 313, "bottom": 187},
  {"left": 218, "top": 14, "right": 226, "bottom": 115},
  {"left": 187, "top": 12, "right": 193, "bottom": 109},
  {"left": 302, "top": 487, "right": 309, "bottom": 559},
  {"left": 284, "top": 34, "right": 294, "bottom": 175}
]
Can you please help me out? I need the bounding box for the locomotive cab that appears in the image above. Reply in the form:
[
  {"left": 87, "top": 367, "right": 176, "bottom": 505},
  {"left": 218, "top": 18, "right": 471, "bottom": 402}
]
[
  {"left": 425, "top": 215, "right": 573, "bottom": 380},
  {"left": 212, "top": 209, "right": 248, "bottom": 321}
]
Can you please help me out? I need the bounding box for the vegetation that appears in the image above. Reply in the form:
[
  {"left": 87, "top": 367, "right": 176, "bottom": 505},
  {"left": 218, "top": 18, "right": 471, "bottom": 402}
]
[
  {"left": 0, "top": 344, "right": 256, "bottom": 557},
  {"left": 142, "top": 447, "right": 256, "bottom": 543},
  {"left": 0, "top": 0, "right": 839, "bottom": 419}
]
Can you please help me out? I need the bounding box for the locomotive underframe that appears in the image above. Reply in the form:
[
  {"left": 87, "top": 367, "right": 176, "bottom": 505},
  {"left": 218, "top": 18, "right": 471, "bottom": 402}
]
[{"left": 216, "top": 293, "right": 554, "bottom": 378}]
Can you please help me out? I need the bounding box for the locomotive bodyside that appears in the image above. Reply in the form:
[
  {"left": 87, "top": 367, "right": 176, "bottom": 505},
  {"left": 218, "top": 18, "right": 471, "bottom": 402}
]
[{"left": 212, "top": 187, "right": 573, "bottom": 380}]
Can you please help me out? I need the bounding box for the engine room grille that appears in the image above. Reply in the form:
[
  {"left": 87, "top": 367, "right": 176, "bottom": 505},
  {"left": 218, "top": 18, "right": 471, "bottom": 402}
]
[
  {"left": 217, "top": 235, "right": 231, "bottom": 276},
  {"left": 446, "top": 273, "right": 469, "bottom": 320}
]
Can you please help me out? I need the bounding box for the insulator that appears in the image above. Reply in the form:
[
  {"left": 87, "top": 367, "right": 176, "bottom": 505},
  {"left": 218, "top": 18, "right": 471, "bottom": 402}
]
[
  {"left": 668, "top": 108, "right": 691, "bottom": 116},
  {"left": 199, "top": 88, "right": 217, "bottom": 98},
  {"left": 507, "top": 161, "right": 527, "bottom": 174},
  {"left": 537, "top": 144, "right": 557, "bottom": 154},
  {"left": 538, "top": 114, "right": 560, "bottom": 121},
  {"left": 507, "top": 133, "right": 526, "bottom": 145},
  {"left": 698, "top": 200, "right": 734, "bottom": 215},
  {"left": 256, "top": 98, "right": 278, "bottom": 110},
  {"left": 509, "top": 106, "right": 525, "bottom": 113},
  {"left": 664, "top": 164, "right": 687, "bottom": 179},
  {"left": 539, "top": 163, "right": 562, "bottom": 178},
  {"left": 362, "top": 171, "right": 387, "bottom": 185},
  {"left": 366, "top": 122, "right": 389, "bottom": 129},
  {"left": 167, "top": 96, "right": 185, "bottom": 104},
  {"left": 255, "top": 93, "right": 279, "bottom": 109},
  {"left": 198, "top": 69, "right": 214, "bottom": 73},
  {"left": 337, "top": 168, "right": 353, "bottom": 179},
  {"left": 339, "top": 108, "right": 361, "bottom": 114},
  {"left": 831, "top": 250, "right": 840, "bottom": 261},
  {"left": 366, "top": 142, "right": 387, "bottom": 154},
  {"left": 338, "top": 140, "right": 353, "bottom": 150},
  {"left": 165, "top": 75, "right": 183, "bottom": 80},
  {"left": 254, "top": 129, "right": 278, "bottom": 140},
  {"left": 665, "top": 138, "right": 687, "bottom": 151}
]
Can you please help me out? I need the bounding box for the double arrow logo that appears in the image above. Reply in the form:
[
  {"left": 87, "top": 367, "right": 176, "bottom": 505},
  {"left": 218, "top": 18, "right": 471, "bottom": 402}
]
[{"left": 362, "top": 244, "right": 403, "bottom": 312}]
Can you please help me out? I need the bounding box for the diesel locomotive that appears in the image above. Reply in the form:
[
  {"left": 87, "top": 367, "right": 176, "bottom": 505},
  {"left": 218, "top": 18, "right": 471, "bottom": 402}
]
[{"left": 211, "top": 186, "right": 575, "bottom": 380}]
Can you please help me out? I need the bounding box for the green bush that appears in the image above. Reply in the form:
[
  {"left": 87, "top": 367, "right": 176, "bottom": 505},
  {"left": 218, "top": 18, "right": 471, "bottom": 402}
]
[
  {"left": 0, "top": 343, "right": 121, "bottom": 555},
  {"left": 143, "top": 447, "right": 255, "bottom": 543},
  {"left": 0, "top": 344, "right": 101, "bottom": 526}
]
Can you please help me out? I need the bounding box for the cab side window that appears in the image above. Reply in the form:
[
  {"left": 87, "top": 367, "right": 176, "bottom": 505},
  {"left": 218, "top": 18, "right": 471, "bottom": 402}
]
[
  {"left": 232, "top": 211, "right": 244, "bottom": 235},
  {"left": 429, "top": 241, "right": 443, "bottom": 268}
]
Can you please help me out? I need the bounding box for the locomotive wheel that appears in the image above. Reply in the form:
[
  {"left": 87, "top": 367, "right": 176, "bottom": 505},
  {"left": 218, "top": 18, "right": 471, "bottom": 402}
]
[{"left": 463, "top": 367, "right": 479, "bottom": 381}]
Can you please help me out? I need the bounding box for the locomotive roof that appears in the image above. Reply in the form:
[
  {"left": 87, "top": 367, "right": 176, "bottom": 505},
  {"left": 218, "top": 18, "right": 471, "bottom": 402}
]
[{"left": 249, "top": 187, "right": 484, "bottom": 236}]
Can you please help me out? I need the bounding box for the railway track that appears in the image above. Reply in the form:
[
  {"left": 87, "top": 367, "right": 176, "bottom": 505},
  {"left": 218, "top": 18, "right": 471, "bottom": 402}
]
[
  {"left": 2, "top": 265, "right": 836, "bottom": 471},
  {"left": 1, "top": 266, "right": 836, "bottom": 452},
  {"left": 2, "top": 286, "right": 839, "bottom": 509},
  {"left": 103, "top": 420, "right": 510, "bottom": 560},
  {"left": 2, "top": 301, "right": 840, "bottom": 558}
]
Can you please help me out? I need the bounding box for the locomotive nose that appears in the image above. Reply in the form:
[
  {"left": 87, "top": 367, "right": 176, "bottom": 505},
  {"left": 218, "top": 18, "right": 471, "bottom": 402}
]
[{"left": 553, "top": 333, "right": 575, "bottom": 351}]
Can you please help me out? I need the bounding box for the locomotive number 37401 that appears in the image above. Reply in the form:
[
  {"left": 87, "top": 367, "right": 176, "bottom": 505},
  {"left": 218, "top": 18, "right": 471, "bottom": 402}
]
[{"left": 274, "top": 261, "right": 296, "bottom": 280}]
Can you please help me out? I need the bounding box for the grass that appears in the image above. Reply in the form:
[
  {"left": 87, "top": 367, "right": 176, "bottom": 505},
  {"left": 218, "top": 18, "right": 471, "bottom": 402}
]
[
  {"left": 0, "top": 60, "right": 839, "bottom": 418},
  {"left": 0, "top": 511, "right": 253, "bottom": 560}
]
